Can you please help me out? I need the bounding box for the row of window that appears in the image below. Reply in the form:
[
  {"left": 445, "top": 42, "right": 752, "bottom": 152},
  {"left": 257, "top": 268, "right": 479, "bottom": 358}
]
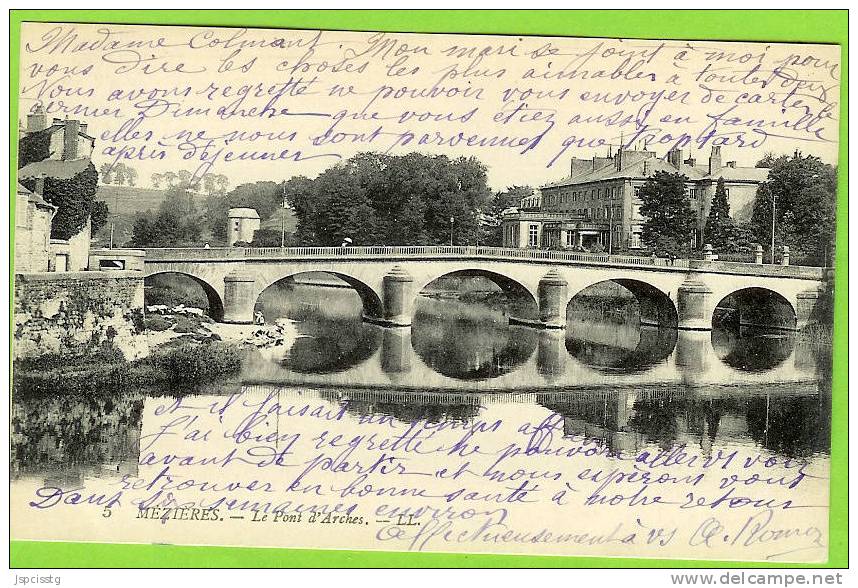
[{"left": 544, "top": 185, "right": 622, "bottom": 206}]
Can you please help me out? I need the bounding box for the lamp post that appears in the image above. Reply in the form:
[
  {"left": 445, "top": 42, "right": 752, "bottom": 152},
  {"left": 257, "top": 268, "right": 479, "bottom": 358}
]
[
  {"left": 449, "top": 216, "right": 454, "bottom": 246},
  {"left": 607, "top": 206, "right": 613, "bottom": 255},
  {"left": 770, "top": 190, "right": 777, "bottom": 264},
  {"left": 280, "top": 184, "right": 287, "bottom": 248}
]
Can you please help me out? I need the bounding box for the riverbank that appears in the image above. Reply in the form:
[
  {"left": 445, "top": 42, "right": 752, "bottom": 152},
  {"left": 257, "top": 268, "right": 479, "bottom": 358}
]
[{"left": 12, "top": 309, "right": 299, "bottom": 398}]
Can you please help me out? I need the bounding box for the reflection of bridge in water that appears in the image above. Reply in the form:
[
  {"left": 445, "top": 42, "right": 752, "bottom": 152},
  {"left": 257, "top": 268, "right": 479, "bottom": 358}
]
[
  {"left": 240, "top": 326, "right": 821, "bottom": 392},
  {"left": 239, "top": 380, "right": 829, "bottom": 458}
]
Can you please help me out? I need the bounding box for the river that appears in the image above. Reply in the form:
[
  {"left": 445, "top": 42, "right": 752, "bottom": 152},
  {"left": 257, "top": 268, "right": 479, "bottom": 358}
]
[{"left": 10, "top": 281, "right": 832, "bottom": 559}]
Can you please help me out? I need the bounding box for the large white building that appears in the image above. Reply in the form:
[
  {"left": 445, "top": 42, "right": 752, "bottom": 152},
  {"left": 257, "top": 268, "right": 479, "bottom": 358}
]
[{"left": 502, "top": 146, "right": 769, "bottom": 252}]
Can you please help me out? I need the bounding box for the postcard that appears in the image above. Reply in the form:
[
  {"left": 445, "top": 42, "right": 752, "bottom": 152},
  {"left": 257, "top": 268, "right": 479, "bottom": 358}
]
[{"left": 11, "top": 20, "right": 840, "bottom": 563}]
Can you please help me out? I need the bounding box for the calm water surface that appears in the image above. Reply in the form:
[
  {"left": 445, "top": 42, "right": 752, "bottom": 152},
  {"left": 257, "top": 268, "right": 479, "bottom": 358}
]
[{"left": 11, "top": 282, "right": 832, "bottom": 484}]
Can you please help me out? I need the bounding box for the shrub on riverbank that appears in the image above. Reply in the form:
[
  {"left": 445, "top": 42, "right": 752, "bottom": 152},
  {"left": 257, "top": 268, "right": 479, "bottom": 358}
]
[{"left": 13, "top": 341, "right": 242, "bottom": 397}]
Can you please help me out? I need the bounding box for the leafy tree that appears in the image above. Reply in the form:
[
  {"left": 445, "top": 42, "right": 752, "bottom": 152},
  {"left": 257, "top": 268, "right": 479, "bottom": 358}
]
[
  {"left": 755, "top": 153, "right": 785, "bottom": 169},
  {"left": 115, "top": 165, "right": 126, "bottom": 186},
  {"left": 285, "top": 152, "right": 492, "bottom": 247},
  {"left": 151, "top": 173, "right": 163, "bottom": 188},
  {"left": 639, "top": 171, "right": 695, "bottom": 256},
  {"left": 99, "top": 163, "right": 114, "bottom": 185},
  {"left": 704, "top": 177, "right": 735, "bottom": 252},
  {"left": 750, "top": 153, "right": 837, "bottom": 265},
  {"left": 128, "top": 187, "right": 202, "bottom": 247},
  {"left": 250, "top": 228, "right": 296, "bottom": 247}
]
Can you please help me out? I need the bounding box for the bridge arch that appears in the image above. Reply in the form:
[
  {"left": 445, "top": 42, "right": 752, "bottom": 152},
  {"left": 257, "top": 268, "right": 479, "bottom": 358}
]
[
  {"left": 567, "top": 278, "right": 679, "bottom": 329},
  {"left": 255, "top": 271, "right": 384, "bottom": 321},
  {"left": 415, "top": 269, "right": 540, "bottom": 320},
  {"left": 712, "top": 287, "right": 797, "bottom": 331},
  {"left": 144, "top": 271, "right": 225, "bottom": 321}
]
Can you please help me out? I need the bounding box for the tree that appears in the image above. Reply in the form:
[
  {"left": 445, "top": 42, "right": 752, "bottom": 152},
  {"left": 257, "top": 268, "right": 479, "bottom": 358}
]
[
  {"left": 127, "top": 187, "right": 202, "bottom": 247},
  {"left": 703, "top": 177, "right": 735, "bottom": 252},
  {"left": 113, "top": 164, "right": 127, "bottom": 186},
  {"left": 639, "top": 171, "right": 695, "bottom": 256},
  {"left": 151, "top": 173, "right": 163, "bottom": 188},
  {"left": 286, "top": 152, "right": 492, "bottom": 247},
  {"left": 750, "top": 153, "right": 837, "bottom": 265},
  {"left": 99, "top": 163, "right": 114, "bottom": 185}
]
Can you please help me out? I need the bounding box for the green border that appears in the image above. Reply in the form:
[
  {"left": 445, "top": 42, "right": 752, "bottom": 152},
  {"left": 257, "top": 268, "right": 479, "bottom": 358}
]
[{"left": 9, "top": 9, "right": 848, "bottom": 569}]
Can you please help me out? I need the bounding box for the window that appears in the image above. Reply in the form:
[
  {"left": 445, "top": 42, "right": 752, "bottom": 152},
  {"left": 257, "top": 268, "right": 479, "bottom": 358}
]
[
  {"left": 566, "top": 231, "right": 575, "bottom": 247},
  {"left": 630, "top": 232, "right": 642, "bottom": 248},
  {"left": 528, "top": 224, "right": 539, "bottom": 247},
  {"left": 634, "top": 186, "right": 642, "bottom": 197}
]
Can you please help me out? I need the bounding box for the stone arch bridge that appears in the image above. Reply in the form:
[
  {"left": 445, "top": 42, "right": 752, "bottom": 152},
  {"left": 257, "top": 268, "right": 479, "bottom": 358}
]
[{"left": 140, "top": 246, "right": 829, "bottom": 331}]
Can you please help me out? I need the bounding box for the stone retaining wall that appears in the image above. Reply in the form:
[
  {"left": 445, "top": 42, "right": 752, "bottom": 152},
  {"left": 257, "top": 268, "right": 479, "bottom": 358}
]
[{"left": 13, "top": 271, "right": 148, "bottom": 360}]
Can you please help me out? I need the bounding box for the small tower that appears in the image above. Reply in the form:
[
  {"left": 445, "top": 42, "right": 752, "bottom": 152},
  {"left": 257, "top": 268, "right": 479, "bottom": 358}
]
[{"left": 227, "top": 208, "right": 261, "bottom": 246}]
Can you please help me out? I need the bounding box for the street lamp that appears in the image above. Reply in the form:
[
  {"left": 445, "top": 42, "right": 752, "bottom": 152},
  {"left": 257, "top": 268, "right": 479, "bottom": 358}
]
[
  {"left": 280, "top": 184, "right": 287, "bottom": 248},
  {"left": 769, "top": 190, "right": 777, "bottom": 264},
  {"left": 449, "top": 216, "right": 455, "bottom": 246}
]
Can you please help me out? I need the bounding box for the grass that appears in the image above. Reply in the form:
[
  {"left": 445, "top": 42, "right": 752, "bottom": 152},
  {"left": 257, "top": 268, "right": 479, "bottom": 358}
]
[{"left": 13, "top": 340, "right": 242, "bottom": 398}]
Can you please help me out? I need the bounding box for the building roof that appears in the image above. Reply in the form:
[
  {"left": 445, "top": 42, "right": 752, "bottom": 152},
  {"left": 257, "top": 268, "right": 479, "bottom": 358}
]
[
  {"left": 18, "top": 158, "right": 92, "bottom": 181},
  {"left": 543, "top": 149, "right": 769, "bottom": 189},
  {"left": 17, "top": 182, "right": 55, "bottom": 210},
  {"left": 707, "top": 166, "right": 770, "bottom": 182},
  {"left": 32, "top": 122, "right": 96, "bottom": 142},
  {"left": 228, "top": 207, "right": 261, "bottom": 219}
]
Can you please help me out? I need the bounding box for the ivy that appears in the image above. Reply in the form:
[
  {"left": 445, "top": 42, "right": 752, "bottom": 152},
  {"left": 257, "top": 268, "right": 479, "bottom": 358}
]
[{"left": 20, "top": 162, "right": 99, "bottom": 240}]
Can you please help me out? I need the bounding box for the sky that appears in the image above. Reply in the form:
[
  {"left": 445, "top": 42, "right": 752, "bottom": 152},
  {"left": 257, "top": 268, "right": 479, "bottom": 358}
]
[{"left": 18, "top": 22, "right": 841, "bottom": 192}]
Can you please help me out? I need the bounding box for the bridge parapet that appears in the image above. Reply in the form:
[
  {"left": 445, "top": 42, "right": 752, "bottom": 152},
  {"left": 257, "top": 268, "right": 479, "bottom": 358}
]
[{"left": 143, "top": 246, "right": 828, "bottom": 279}]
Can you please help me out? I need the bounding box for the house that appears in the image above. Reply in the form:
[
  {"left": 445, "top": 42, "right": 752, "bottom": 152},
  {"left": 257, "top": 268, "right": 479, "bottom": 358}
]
[
  {"left": 501, "top": 146, "right": 769, "bottom": 251},
  {"left": 14, "top": 181, "right": 57, "bottom": 272},
  {"left": 19, "top": 106, "right": 95, "bottom": 162},
  {"left": 228, "top": 208, "right": 261, "bottom": 246},
  {"left": 16, "top": 107, "right": 99, "bottom": 272}
]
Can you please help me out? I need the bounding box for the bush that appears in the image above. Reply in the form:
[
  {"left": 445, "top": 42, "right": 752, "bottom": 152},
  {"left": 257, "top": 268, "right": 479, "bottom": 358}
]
[{"left": 153, "top": 341, "right": 242, "bottom": 385}]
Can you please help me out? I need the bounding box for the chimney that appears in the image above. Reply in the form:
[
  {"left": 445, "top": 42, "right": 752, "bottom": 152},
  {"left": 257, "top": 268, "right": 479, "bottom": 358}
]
[
  {"left": 726, "top": 161, "right": 736, "bottom": 168},
  {"left": 27, "top": 106, "right": 47, "bottom": 133},
  {"left": 708, "top": 146, "right": 722, "bottom": 175},
  {"left": 52, "top": 118, "right": 63, "bottom": 126},
  {"left": 667, "top": 148, "right": 683, "bottom": 169},
  {"left": 80, "top": 123, "right": 88, "bottom": 134},
  {"left": 643, "top": 160, "right": 649, "bottom": 176},
  {"left": 684, "top": 156, "right": 696, "bottom": 166},
  {"left": 34, "top": 176, "right": 45, "bottom": 196},
  {"left": 63, "top": 119, "right": 80, "bottom": 160},
  {"left": 615, "top": 146, "right": 624, "bottom": 172}
]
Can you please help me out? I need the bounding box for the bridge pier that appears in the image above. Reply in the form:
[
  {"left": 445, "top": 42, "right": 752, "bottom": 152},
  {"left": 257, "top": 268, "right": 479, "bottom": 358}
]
[
  {"left": 365, "top": 266, "right": 414, "bottom": 328},
  {"left": 222, "top": 269, "right": 257, "bottom": 324},
  {"left": 677, "top": 279, "right": 713, "bottom": 330},
  {"left": 381, "top": 327, "right": 412, "bottom": 376},
  {"left": 536, "top": 270, "right": 568, "bottom": 329},
  {"left": 795, "top": 287, "right": 823, "bottom": 331},
  {"left": 536, "top": 329, "right": 567, "bottom": 379}
]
